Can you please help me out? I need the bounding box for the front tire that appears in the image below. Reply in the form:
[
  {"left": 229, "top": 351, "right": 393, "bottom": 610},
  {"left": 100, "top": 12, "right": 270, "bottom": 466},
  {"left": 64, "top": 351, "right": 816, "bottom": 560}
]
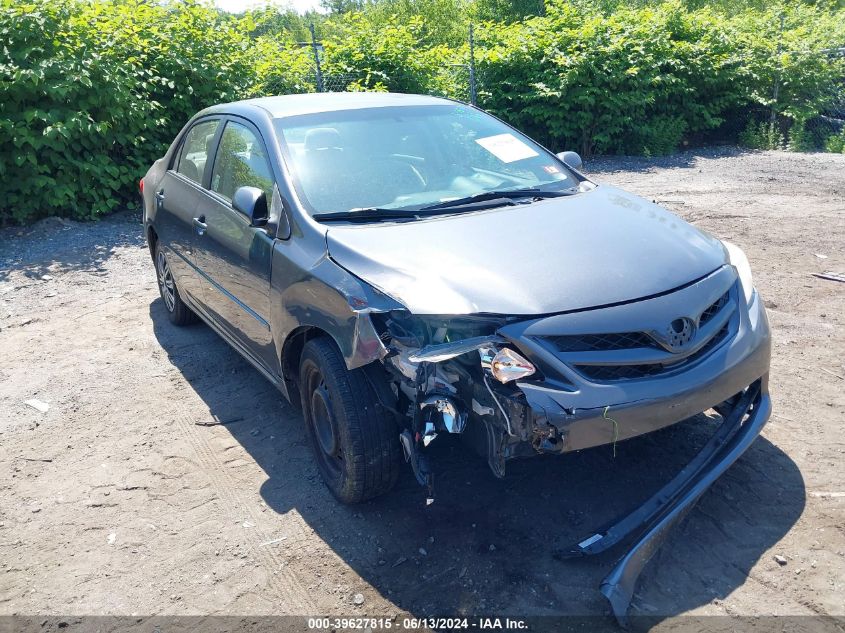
[
  {"left": 154, "top": 242, "right": 198, "bottom": 326},
  {"left": 299, "top": 337, "right": 401, "bottom": 504}
]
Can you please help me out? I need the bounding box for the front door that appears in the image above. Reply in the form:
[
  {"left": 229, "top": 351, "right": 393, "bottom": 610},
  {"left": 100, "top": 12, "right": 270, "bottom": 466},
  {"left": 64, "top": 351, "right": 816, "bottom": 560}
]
[{"left": 193, "top": 119, "right": 277, "bottom": 373}]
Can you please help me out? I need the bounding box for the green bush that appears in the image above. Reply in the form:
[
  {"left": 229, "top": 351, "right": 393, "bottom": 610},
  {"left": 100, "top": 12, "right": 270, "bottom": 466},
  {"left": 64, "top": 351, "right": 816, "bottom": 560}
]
[
  {"left": 0, "top": 0, "right": 301, "bottom": 225},
  {"left": 739, "top": 120, "right": 784, "bottom": 150},
  {"left": 476, "top": 1, "right": 748, "bottom": 156},
  {"left": 322, "top": 14, "right": 460, "bottom": 95},
  {"left": 825, "top": 129, "right": 845, "bottom": 154},
  {"left": 2, "top": 0, "right": 844, "bottom": 225},
  {"left": 730, "top": 5, "right": 845, "bottom": 124}
]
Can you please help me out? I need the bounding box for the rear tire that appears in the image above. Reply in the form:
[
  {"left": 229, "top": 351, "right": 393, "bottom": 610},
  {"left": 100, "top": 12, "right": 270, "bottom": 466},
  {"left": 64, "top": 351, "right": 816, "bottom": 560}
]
[
  {"left": 154, "top": 242, "right": 199, "bottom": 326},
  {"left": 299, "top": 337, "right": 401, "bottom": 504}
]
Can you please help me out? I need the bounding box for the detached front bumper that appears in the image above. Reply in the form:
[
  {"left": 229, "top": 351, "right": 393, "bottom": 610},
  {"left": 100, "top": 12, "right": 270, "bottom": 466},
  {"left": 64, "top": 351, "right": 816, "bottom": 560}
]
[{"left": 594, "top": 383, "right": 769, "bottom": 625}]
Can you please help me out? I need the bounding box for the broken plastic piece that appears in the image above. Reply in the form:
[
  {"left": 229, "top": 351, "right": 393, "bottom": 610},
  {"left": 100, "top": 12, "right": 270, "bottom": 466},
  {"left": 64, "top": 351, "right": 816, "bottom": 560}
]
[
  {"left": 472, "top": 398, "right": 494, "bottom": 417},
  {"left": 24, "top": 399, "right": 50, "bottom": 413},
  {"left": 408, "top": 335, "right": 506, "bottom": 363},
  {"left": 419, "top": 395, "right": 467, "bottom": 434},
  {"left": 422, "top": 421, "right": 437, "bottom": 446}
]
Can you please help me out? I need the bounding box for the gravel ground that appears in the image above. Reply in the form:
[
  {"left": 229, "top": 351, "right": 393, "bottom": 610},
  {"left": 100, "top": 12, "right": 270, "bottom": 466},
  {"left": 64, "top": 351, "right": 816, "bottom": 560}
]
[{"left": 1, "top": 148, "right": 843, "bottom": 629}]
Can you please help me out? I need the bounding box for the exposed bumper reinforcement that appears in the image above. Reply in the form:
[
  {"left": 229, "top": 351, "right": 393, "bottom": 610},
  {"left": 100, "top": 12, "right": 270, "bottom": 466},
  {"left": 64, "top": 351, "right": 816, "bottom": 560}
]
[{"left": 564, "top": 382, "right": 770, "bottom": 627}]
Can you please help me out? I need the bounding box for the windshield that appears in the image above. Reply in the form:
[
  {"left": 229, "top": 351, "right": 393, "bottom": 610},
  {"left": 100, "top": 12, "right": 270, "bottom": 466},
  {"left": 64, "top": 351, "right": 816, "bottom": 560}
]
[{"left": 273, "top": 104, "right": 581, "bottom": 217}]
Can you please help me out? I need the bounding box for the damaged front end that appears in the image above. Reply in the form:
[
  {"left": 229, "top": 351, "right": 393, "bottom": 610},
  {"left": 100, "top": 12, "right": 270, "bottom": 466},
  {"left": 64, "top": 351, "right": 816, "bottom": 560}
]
[
  {"left": 370, "top": 311, "right": 533, "bottom": 501},
  {"left": 364, "top": 263, "right": 771, "bottom": 624}
]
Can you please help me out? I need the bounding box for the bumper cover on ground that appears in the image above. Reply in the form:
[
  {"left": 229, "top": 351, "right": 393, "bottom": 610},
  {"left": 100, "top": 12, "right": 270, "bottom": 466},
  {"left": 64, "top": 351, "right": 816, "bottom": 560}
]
[{"left": 561, "top": 383, "right": 770, "bottom": 626}]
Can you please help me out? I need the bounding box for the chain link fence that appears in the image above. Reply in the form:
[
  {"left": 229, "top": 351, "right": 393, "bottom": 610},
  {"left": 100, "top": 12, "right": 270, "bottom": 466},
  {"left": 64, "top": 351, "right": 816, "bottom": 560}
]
[
  {"left": 301, "top": 71, "right": 366, "bottom": 93},
  {"left": 799, "top": 47, "right": 845, "bottom": 151},
  {"left": 300, "top": 24, "right": 478, "bottom": 105}
]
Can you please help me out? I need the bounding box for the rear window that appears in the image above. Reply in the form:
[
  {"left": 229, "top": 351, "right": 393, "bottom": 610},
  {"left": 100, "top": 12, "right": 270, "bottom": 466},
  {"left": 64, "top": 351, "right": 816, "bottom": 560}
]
[{"left": 176, "top": 120, "right": 219, "bottom": 184}]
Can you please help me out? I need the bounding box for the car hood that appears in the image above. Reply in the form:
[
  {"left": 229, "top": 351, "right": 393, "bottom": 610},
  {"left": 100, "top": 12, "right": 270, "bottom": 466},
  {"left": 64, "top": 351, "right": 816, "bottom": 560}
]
[{"left": 325, "top": 185, "right": 727, "bottom": 315}]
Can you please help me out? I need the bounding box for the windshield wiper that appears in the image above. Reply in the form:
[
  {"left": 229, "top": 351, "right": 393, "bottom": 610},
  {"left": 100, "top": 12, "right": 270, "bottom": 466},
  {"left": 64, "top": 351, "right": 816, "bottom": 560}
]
[
  {"left": 313, "top": 201, "right": 521, "bottom": 222},
  {"left": 421, "top": 187, "right": 576, "bottom": 211},
  {"left": 313, "top": 188, "right": 576, "bottom": 223},
  {"left": 311, "top": 204, "right": 469, "bottom": 223},
  {"left": 313, "top": 208, "right": 420, "bottom": 223}
]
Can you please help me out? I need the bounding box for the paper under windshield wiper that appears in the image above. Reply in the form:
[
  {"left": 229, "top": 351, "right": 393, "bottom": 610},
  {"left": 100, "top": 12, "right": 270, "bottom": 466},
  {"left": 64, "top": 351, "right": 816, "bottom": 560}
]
[{"left": 421, "top": 187, "right": 575, "bottom": 211}]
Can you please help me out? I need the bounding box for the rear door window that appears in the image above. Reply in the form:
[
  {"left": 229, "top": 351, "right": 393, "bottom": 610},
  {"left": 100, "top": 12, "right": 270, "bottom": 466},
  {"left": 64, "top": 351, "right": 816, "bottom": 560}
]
[
  {"left": 210, "top": 121, "right": 274, "bottom": 202},
  {"left": 175, "top": 120, "right": 219, "bottom": 185}
]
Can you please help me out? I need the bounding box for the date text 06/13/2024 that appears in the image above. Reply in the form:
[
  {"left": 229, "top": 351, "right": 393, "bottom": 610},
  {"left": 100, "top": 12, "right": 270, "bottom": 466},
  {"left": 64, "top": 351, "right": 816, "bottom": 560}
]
[{"left": 307, "top": 617, "right": 529, "bottom": 630}]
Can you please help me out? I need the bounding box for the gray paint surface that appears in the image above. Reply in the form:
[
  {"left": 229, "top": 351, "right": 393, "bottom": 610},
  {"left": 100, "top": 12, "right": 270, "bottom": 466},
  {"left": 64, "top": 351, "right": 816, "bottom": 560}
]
[{"left": 326, "top": 185, "right": 727, "bottom": 315}]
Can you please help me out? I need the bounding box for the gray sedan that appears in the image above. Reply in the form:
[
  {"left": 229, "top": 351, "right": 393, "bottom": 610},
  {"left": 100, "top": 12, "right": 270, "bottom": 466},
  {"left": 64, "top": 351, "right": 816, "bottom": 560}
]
[{"left": 141, "top": 92, "right": 771, "bottom": 623}]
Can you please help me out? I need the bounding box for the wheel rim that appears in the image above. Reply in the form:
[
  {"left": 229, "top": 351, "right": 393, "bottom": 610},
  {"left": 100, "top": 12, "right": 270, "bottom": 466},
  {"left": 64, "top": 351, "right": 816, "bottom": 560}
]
[
  {"left": 306, "top": 370, "right": 343, "bottom": 478},
  {"left": 156, "top": 250, "right": 176, "bottom": 312}
]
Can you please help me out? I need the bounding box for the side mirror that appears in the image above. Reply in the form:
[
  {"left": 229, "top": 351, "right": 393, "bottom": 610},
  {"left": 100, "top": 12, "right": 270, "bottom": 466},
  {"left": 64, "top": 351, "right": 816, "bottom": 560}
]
[
  {"left": 556, "top": 151, "right": 583, "bottom": 170},
  {"left": 232, "top": 186, "right": 268, "bottom": 227}
]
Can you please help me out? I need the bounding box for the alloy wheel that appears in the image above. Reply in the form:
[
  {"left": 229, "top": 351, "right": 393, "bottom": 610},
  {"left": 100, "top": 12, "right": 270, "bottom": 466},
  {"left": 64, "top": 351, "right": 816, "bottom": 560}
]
[{"left": 156, "top": 250, "right": 176, "bottom": 312}]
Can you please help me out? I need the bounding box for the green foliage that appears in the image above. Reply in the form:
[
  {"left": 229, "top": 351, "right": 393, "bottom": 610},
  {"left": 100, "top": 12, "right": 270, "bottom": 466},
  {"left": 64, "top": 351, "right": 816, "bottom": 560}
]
[
  {"left": 783, "top": 116, "right": 845, "bottom": 152},
  {"left": 474, "top": 0, "right": 845, "bottom": 156},
  {"left": 2, "top": 0, "right": 844, "bottom": 225},
  {"left": 0, "top": 0, "right": 322, "bottom": 225},
  {"left": 355, "top": 0, "right": 472, "bottom": 46},
  {"left": 470, "top": 0, "right": 544, "bottom": 23},
  {"left": 322, "top": 13, "right": 460, "bottom": 95},
  {"left": 476, "top": 1, "right": 748, "bottom": 156},
  {"left": 739, "top": 120, "right": 784, "bottom": 150},
  {"left": 729, "top": 5, "right": 845, "bottom": 123},
  {"left": 0, "top": 0, "right": 267, "bottom": 224},
  {"left": 825, "top": 129, "right": 845, "bottom": 153},
  {"left": 321, "top": 0, "right": 365, "bottom": 14},
  {"left": 244, "top": 5, "right": 315, "bottom": 42}
]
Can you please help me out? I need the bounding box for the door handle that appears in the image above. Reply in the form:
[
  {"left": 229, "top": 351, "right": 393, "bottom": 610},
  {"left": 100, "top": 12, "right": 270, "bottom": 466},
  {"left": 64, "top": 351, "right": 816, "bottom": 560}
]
[{"left": 193, "top": 216, "right": 207, "bottom": 236}]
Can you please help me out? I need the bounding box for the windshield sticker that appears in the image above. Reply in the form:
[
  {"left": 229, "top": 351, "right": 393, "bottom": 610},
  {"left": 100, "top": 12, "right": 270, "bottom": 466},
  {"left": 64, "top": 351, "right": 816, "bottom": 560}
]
[
  {"left": 543, "top": 165, "right": 560, "bottom": 174},
  {"left": 475, "top": 133, "right": 539, "bottom": 163}
]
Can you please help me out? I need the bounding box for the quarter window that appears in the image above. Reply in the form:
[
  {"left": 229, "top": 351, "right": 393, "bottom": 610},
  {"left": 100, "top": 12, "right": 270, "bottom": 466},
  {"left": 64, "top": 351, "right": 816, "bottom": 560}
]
[
  {"left": 176, "top": 120, "right": 219, "bottom": 184},
  {"left": 211, "top": 122, "right": 274, "bottom": 202}
]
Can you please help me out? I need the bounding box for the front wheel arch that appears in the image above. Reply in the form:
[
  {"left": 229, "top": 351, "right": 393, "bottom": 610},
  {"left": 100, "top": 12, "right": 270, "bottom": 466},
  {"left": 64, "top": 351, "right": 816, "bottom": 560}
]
[{"left": 281, "top": 326, "right": 338, "bottom": 410}]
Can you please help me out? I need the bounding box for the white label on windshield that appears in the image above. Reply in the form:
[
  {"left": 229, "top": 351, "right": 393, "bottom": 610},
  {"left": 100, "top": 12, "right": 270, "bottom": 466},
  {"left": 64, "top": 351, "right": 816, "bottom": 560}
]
[{"left": 475, "top": 133, "right": 539, "bottom": 163}]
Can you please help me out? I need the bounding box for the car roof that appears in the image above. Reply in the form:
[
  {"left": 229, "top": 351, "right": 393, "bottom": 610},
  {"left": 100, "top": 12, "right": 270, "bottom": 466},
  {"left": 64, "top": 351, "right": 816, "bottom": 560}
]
[{"left": 204, "top": 92, "right": 456, "bottom": 120}]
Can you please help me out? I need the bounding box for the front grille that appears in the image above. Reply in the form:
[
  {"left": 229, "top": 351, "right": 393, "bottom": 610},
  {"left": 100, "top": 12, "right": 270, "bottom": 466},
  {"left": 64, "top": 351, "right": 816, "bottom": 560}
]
[
  {"left": 574, "top": 363, "right": 665, "bottom": 382},
  {"left": 575, "top": 322, "right": 731, "bottom": 382},
  {"left": 699, "top": 291, "right": 729, "bottom": 326},
  {"left": 548, "top": 331, "right": 656, "bottom": 353},
  {"left": 534, "top": 279, "right": 738, "bottom": 384},
  {"left": 547, "top": 291, "right": 730, "bottom": 356}
]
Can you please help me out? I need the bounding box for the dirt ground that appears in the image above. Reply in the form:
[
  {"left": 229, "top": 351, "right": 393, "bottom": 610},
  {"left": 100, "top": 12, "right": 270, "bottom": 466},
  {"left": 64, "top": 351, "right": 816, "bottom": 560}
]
[{"left": 1, "top": 148, "right": 843, "bottom": 629}]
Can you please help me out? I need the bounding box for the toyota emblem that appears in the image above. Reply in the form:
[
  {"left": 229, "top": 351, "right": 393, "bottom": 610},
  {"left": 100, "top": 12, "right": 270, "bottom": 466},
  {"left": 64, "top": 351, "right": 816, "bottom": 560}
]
[{"left": 665, "top": 317, "right": 695, "bottom": 351}]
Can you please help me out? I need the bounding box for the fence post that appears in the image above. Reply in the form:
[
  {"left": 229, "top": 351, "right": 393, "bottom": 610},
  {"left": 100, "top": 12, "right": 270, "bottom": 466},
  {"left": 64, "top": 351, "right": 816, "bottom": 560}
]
[
  {"left": 769, "top": 11, "right": 785, "bottom": 128},
  {"left": 469, "top": 23, "right": 477, "bottom": 106},
  {"left": 309, "top": 23, "right": 324, "bottom": 93}
]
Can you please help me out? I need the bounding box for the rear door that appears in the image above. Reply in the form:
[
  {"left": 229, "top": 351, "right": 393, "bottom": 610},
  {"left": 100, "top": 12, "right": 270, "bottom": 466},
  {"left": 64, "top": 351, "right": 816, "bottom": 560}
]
[
  {"left": 193, "top": 118, "right": 277, "bottom": 373},
  {"left": 153, "top": 118, "right": 221, "bottom": 307}
]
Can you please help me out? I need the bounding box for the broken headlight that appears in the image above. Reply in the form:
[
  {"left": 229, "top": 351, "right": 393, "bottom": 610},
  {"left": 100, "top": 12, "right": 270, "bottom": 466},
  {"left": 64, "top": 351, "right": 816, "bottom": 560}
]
[
  {"left": 722, "top": 241, "right": 754, "bottom": 305},
  {"left": 374, "top": 311, "right": 507, "bottom": 349},
  {"left": 480, "top": 346, "right": 536, "bottom": 383}
]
